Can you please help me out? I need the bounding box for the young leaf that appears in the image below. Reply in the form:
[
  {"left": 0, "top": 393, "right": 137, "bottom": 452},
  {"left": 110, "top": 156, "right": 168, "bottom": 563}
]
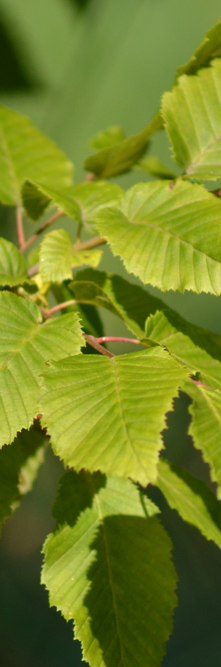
[
  {"left": 157, "top": 459, "right": 221, "bottom": 548},
  {"left": 145, "top": 309, "right": 221, "bottom": 390},
  {"left": 163, "top": 59, "right": 221, "bottom": 180},
  {"left": 95, "top": 179, "right": 221, "bottom": 294},
  {"left": 176, "top": 18, "right": 221, "bottom": 77},
  {"left": 135, "top": 156, "right": 177, "bottom": 180},
  {"left": 0, "top": 426, "right": 46, "bottom": 534},
  {"left": 22, "top": 180, "right": 51, "bottom": 221},
  {"left": 84, "top": 117, "right": 160, "bottom": 179},
  {"left": 0, "top": 106, "right": 73, "bottom": 206},
  {"left": 39, "top": 229, "right": 102, "bottom": 284},
  {"left": 89, "top": 125, "right": 126, "bottom": 150},
  {"left": 40, "top": 347, "right": 188, "bottom": 485},
  {"left": 185, "top": 380, "right": 221, "bottom": 500},
  {"left": 42, "top": 473, "right": 177, "bottom": 667},
  {"left": 0, "top": 237, "right": 29, "bottom": 286},
  {"left": 0, "top": 292, "right": 84, "bottom": 447}
]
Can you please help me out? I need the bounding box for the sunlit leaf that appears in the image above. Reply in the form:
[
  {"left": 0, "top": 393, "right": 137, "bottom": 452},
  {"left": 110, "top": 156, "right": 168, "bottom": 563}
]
[
  {"left": 0, "top": 106, "right": 73, "bottom": 206},
  {"left": 0, "top": 237, "right": 29, "bottom": 286},
  {"left": 0, "top": 292, "right": 84, "bottom": 447},
  {"left": 39, "top": 229, "right": 102, "bottom": 283},
  {"left": 163, "top": 59, "right": 221, "bottom": 180},
  {"left": 40, "top": 347, "right": 188, "bottom": 485},
  {"left": 157, "top": 459, "right": 221, "bottom": 548},
  {"left": 96, "top": 179, "right": 221, "bottom": 294},
  {"left": 42, "top": 473, "right": 177, "bottom": 667}
]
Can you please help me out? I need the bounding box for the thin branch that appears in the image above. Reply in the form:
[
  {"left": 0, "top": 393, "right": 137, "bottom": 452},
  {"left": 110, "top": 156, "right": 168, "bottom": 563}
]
[
  {"left": 96, "top": 336, "right": 140, "bottom": 344},
  {"left": 84, "top": 173, "right": 96, "bottom": 182},
  {"left": 20, "top": 209, "right": 65, "bottom": 253},
  {"left": 74, "top": 235, "right": 107, "bottom": 252},
  {"left": 40, "top": 300, "right": 76, "bottom": 318},
  {"left": 16, "top": 207, "right": 25, "bottom": 248},
  {"left": 28, "top": 262, "right": 39, "bottom": 277},
  {"left": 84, "top": 334, "right": 115, "bottom": 357}
]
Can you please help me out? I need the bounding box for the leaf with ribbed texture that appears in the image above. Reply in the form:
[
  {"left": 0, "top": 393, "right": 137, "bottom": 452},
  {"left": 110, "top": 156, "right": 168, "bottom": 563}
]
[
  {"left": 84, "top": 117, "right": 160, "bottom": 179},
  {"left": 0, "top": 106, "right": 74, "bottom": 206},
  {"left": 184, "top": 380, "right": 221, "bottom": 499},
  {"left": 42, "top": 473, "right": 177, "bottom": 667},
  {"left": 22, "top": 179, "right": 123, "bottom": 226},
  {"left": 40, "top": 347, "right": 188, "bottom": 485},
  {"left": 0, "top": 292, "right": 84, "bottom": 447},
  {"left": 95, "top": 179, "right": 221, "bottom": 294},
  {"left": 0, "top": 237, "right": 29, "bottom": 286},
  {"left": 163, "top": 59, "right": 221, "bottom": 180},
  {"left": 176, "top": 18, "right": 221, "bottom": 77},
  {"left": 157, "top": 459, "right": 221, "bottom": 547},
  {"left": 144, "top": 309, "right": 221, "bottom": 390},
  {"left": 0, "top": 426, "right": 46, "bottom": 533},
  {"left": 39, "top": 229, "right": 102, "bottom": 284}
]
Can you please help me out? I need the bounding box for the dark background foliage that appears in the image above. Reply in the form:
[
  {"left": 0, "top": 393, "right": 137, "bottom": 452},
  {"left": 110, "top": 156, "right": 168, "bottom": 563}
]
[{"left": 0, "top": 1, "right": 221, "bottom": 665}]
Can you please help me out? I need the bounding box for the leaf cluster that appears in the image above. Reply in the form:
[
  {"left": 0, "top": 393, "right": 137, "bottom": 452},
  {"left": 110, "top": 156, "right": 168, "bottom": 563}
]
[{"left": 1, "top": 18, "right": 221, "bottom": 667}]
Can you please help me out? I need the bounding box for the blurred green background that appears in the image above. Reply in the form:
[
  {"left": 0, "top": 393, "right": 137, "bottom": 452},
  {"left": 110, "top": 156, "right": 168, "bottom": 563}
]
[{"left": 1, "top": 1, "right": 221, "bottom": 665}]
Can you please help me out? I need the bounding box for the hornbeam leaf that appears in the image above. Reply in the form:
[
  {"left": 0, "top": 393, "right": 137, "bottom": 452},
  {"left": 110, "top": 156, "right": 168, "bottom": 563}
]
[
  {"left": 71, "top": 268, "right": 166, "bottom": 338},
  {"left": 0, "top": 292, "right": 84, "bottom": 447},
  {"left": 176, "top": 18, "right": 221, "bottom": 77},
  {"left": 184, "top": 380, "right": 221, "bottom": 499},
  {"left": 42, "top": 473, "right": 177, "bottom": 667},
  {"left": 39, "top": 229, "right": 102, "bottom": 284},
  {"left": 0, "top": 426, "right": 46, "bottom": 533},
  {"left": 0, "top": 106, "right": 73, "bottom": 206},
  {"left": 145, "top": 309, "right": 221, "bottom": 390},
  {"left": 22, "top": 179, "right": 122, "bottom": 226},
  {"left": 162, "top": 59, "right": 221, "bottom": 180},
  {"left": 0, "top": 237, "right": 29, "bottom": 286},
  {"left": 95, "top": 179, "right": 221, "bottom": 294},
  {"left": 157, "top": 459, "right": 221, "bottom": 548},
  {"left": 89, "top": 125, "right": 126, "bottom": 150},
  {"left": 84, "top": 117, "right": 160, "bottom": 179},
  {"left": 40, "top": 347, "right": 188, "bottom": 485}
]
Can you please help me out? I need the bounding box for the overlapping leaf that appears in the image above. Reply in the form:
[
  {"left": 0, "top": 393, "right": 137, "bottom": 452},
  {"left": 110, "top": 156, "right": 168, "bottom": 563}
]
[
  {"left": 0, "top": 426, "right": 46, "bottom": 533},
  {"left": 40, "top": 346, "right": 188, "bottom": 485},
  {"left": 39, "top": 229, "right": 102, "bottom": 283},
  {"left": 185, "top": 380, "right": 221, "bottom": 499},
  {"left": 163, "top": 59, "right": 221, "bottom": 180},
  {"left": 157, "top": 459, "right": 221, "bottom": 547},
  {"left": 42, "top": 473, "right": 177, "bottom": 667},
  {"left": 22, "top": 179, "right": 123, "bottom": 225},
  {"left": 84, "top": 116, "right": 160, "bottom": 179},
  {"left": 0, "top": 106, "right": 73, "bottom": 206},
  {"left": 144, "top": 309, "right": 221, "bottom": 389},
  {"left": 0, "top": 237, "right": 29, "bottom": 286},
  {"left": 0, "top": 292, "right": 84, "bottom": 447},
  {"left": 95, "top": 179, "right": 221, "bottom": 293}
]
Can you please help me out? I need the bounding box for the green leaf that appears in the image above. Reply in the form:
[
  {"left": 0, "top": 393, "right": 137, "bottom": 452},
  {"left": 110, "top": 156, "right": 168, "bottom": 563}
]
[
  {"left": 185, "top": 380, "right": 221, "bottom": 499},
  {"left": 0, "top": 237, "right": 29, "bottom": 286},
  {"left": 0, "top": 292, "right": 84, "bottom": 447},
  {"left": 135, "top": 156, "right": 177, "bottom": 180},
  {"left": 84, "top": 117, "right": 160, "bottom": 179},
  {"left": 70, "top": 268, "right": 165, "bottom": 338},
  {"left": 39, "top": 229, "right": 102, "bottom": 284},
  {"left": 89, "top": 125, "right": 126, "bottom": 150},
  {"left": 0, "top": 426, "right": 46, "bottom": 534},
  {"left": 157, "top": 459, "right": 221, "bottom": 548},
  {"left": 22, "top": 180, "right": 51, "bottom": 221},
  {"left": 95, "top": 179, "right": 221, "bottom": 294},
  {"left": 163, "top": 59, "right": 221, "bottom": 180},
  {"left": 144, "top": 309, "right": 221, "bottom": 390},
  {"left": 176, "top": 18, "right": 221, "bottom": 77},
  {"left": 22, "top": 179, "right": 123, "bottom": 227},
  {"left": 42, "top": 473, "right": 177, "bottom": 667},
  {"left": 40, "top": 347, "right": 188, "bottom": 485},
  {"left": 0, "top": 105, "right": 74, "bottom": 206}
]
